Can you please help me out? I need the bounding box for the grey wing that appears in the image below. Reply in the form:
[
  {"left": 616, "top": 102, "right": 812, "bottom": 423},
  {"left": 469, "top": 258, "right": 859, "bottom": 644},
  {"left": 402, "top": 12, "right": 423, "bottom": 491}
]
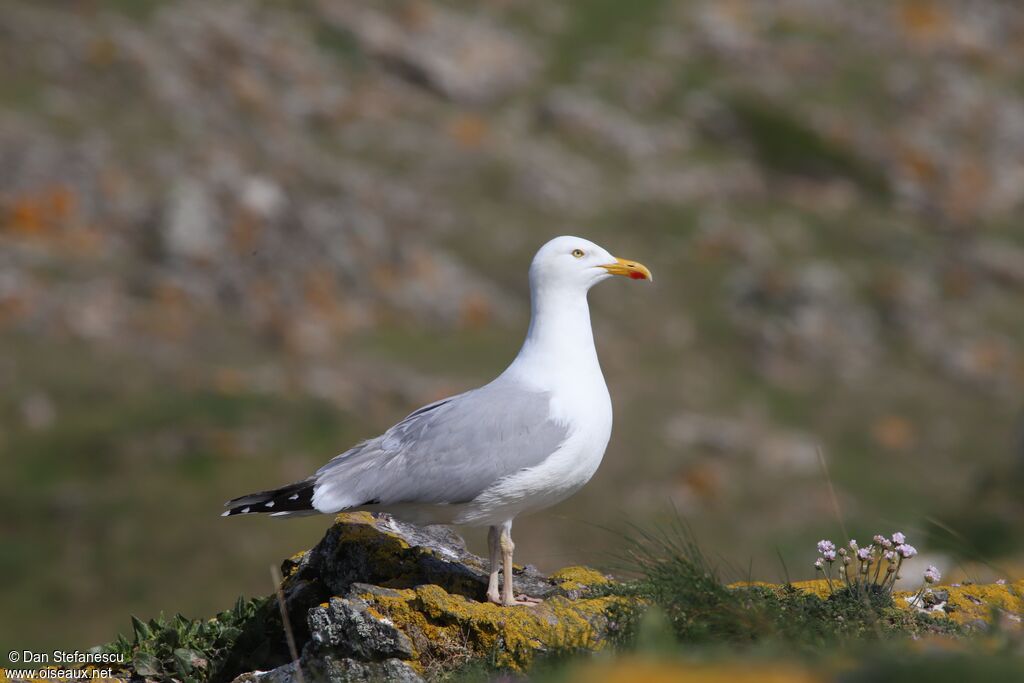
[{"left": 310, "top": 377, "right": 569, "bottom": 513}]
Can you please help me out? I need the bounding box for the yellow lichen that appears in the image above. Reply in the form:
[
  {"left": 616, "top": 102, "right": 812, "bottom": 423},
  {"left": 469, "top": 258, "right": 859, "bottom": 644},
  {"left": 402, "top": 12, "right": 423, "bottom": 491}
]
[
  {"left": 789, "top": 579, "right": 833, "bottom": 600},
  {"left": 333, "top": 510, "right": 382, "bottom": 527},
  {"left": 356, "top": 582, "right": 624, "bottom": 671},
  {"left": 897, "top": 582, "right": 1024, "bottom": 626},
  {"left": 549, "top": 566, "right": 611, "bottom": 590},
  {"left": 730, "top": 579, "right": 833, "bottom": 600},
  {"left": 307, "top": 512, "right": 461, "bottom": 593},
  {"left": 280, "top": 550, "right": 309, "bottom": 578},
  {"left": 734, "top": 578, "right": 1022, "bottom": 628}
]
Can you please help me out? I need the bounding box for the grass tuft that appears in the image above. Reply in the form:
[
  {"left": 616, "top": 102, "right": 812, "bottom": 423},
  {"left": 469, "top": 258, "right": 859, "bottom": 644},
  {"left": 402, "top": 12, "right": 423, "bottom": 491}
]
[{"left": 603, "top": 519, "right": 960, "bottom": 652}]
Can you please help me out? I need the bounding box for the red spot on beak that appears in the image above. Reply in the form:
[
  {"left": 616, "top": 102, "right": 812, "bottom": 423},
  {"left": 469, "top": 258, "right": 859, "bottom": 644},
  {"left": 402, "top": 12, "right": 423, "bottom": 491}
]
[{"left": 629, "top": 271, "right": 645, "bottom": 280}]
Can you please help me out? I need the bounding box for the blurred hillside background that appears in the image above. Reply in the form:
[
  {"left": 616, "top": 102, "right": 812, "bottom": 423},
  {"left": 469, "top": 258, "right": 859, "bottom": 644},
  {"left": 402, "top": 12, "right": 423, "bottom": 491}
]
[{"left": 2, "top": 0, "right": 1024, "bottom": 654}]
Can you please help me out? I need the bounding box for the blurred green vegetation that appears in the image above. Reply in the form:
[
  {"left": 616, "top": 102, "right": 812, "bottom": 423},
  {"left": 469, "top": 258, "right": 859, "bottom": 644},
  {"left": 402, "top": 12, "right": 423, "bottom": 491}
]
[
  {"left": 724, "top": 95, "right": 891, "bottom": 198},
  {"left": 0, "top": 333, "right": 349, "bottom": 652},
  {"left": 549, "top": 0, "right": 668, "bottom": 82}
]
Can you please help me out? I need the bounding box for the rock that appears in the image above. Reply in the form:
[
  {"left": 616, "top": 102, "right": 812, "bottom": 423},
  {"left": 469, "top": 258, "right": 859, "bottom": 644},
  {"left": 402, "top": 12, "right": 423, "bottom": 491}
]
[
  {"left": 306, "top": 597, "right": 416, "bottom": 661},
  {"left": 317, "top": 3, "right": 538, "bottom": 104},
  {"left": 238, "top": 176, "right": 287, "bottom": 220},
  {"left": 970, "top": 239, "right": 1024, "bottom": 289},
  {"left": 662, "top": 411, "right": 820, "bottom": 475},
  {"left": 221, "top": 513, "right": 621, "bottom": 680},
  {"left": 342, "top": 581, "right": 617, "bottom": 672},
  {"left": 19, "top": 392, "right": 56, "bottom": 431},
  {"left": 163, "top": 178, "right": 221, "bottom": 260},
  {"left": 282, "top": 512, "right": 571, "bottom": 605},
  {"left": 904, "top": 588, "right": 950, "bottom": 615},
  {"left": 727, "top": 262, "right": 880, "bottom": 382},
  {"left": 751, "top": 578, "right": 1024, "bottom": 628},
  {"left": 539, "top": 88, "right": 689, "bottom": 161}
]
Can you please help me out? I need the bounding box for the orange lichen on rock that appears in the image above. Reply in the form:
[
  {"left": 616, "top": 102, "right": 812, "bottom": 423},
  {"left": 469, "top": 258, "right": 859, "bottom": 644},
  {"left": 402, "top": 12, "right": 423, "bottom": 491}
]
[{"left": 3, "top": 186, "right": 77, "bottom": 237}]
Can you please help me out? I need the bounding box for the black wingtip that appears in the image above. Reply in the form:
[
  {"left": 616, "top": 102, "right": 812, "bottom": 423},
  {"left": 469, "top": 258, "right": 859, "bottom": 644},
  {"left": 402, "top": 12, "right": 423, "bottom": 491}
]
[{"left": 221, "top": 480, "right": 316, "bottom": 517}]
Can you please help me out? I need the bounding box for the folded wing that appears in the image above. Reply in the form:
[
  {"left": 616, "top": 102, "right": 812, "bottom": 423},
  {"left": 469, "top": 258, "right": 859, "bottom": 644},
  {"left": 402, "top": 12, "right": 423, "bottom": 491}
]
[{"left": 311, "top": 377, "right": 570, "bottom": 513}]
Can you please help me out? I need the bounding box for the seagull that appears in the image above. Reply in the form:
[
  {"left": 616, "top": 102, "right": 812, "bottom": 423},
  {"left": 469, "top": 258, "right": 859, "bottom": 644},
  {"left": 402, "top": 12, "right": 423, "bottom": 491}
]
[{"left": 223, "top": 236, "right": 652, "bottom": 606}]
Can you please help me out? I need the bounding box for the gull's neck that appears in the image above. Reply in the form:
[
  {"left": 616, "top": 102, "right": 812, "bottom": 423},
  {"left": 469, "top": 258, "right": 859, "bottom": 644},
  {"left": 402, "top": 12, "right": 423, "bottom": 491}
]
[{"left": 505, "top": 284, "right": 603, "bottom": 387}]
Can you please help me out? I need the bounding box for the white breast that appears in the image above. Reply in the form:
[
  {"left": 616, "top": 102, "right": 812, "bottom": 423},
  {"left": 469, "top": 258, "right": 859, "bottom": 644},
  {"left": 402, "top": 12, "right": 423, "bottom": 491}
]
[{"left": 454, "top": 370, "right": 612, "bottom": 527}]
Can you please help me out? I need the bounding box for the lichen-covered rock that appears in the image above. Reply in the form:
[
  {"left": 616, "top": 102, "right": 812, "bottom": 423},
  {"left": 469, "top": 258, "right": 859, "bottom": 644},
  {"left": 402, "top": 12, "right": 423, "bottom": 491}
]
[
  {"left": 306, "top": 596, "right": 416, "bottom": 661},
  {"left": 921, "top": 580, "right": 1024, "bottom": 628},
  {"left": 733, "top": 578, "right": 1024, "bottom": 630},
  {"left": 352, "top": 582, "right": 619, "bottom": 672},
  {"left": 280, "top": 512, "right": 590, "bottom": 611},
  {"left": 221, "top": 513, "right": 622, "bottom": 680}
]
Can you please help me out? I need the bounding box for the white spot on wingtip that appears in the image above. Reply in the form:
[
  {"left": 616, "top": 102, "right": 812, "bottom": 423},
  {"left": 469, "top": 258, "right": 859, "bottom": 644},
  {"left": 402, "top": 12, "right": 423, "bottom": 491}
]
[
  {"left": 241, "top": 507, "right": 250, "bottom": 514},
  {"left": 221, "top": 510, "right": 231, "bottom": 517},
  {"left": 265, "top": 501, "right": 275, "bottom": 508},
  {"left": 289, "top": 494, "right": 299, "bottom": 501}
]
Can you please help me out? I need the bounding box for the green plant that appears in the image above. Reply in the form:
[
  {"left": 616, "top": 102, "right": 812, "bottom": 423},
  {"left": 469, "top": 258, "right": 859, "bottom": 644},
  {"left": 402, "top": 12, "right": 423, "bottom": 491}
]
[
  {"left": 103, "top": 596, "right": 268, "bottom": 683},
  {"left": 606, "top": 521, "right": 959, "bottom": 651}
]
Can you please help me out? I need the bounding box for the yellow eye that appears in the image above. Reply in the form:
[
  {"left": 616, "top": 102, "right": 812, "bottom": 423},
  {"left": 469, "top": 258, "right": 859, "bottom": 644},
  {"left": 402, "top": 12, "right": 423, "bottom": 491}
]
[{"left": 572, "top": 248, "right": 585, "bottom": 258}]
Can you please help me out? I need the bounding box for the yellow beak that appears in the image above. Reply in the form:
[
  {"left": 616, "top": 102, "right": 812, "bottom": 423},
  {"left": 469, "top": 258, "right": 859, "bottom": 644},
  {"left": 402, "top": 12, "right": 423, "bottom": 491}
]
[{"left": 601, "top": 256, "right": 653, "bottom": 282}]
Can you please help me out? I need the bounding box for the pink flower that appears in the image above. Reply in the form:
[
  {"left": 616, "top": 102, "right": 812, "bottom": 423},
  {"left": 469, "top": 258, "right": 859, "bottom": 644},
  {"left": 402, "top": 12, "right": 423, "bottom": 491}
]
[
  {"left": 897, "top": 543, "right": 917, "bottom": 559},
  {"left": 817, "top": 540, "right": 835, "bottom": 554},
  {"left": 924, "top": 566, "right": 941, "bottom": 584},
  {"left": 892, "top": 532, "right": 906, "bottom": 544}
]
